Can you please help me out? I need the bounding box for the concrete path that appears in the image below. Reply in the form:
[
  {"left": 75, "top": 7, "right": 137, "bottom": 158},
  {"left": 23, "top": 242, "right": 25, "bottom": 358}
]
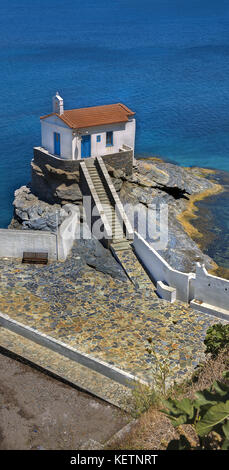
[{"left": 0, "top": 352, "right": 129, "bottom": 450}]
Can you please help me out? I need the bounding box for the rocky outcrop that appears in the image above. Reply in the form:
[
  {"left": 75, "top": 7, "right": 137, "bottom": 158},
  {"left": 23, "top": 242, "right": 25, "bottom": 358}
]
[
  {"left": 31, "top": 159, "right": 82, "bottom": 205},
  {"left": 71, "top": 233, "right": 128, "bottom": 281},
  {"left": 9, "top": 186, "right": 70, "bottom": 232},
  {"left": 108, "top": 159, "right": 220, "bottom": 273}
]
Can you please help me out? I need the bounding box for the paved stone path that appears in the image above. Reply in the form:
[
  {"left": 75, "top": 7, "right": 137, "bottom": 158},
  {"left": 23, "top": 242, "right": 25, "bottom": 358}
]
[
  {"left": 0, "top": 240, "right": 226, "bottom": 400},
  {"left": 112, "top": 245, "right": 157, "bottom": 291}
]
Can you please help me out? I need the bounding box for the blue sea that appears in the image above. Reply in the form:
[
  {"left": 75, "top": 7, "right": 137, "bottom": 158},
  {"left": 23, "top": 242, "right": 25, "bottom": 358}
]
[{"left": 0, "top": 0, "right": 228, "bottom": 266}]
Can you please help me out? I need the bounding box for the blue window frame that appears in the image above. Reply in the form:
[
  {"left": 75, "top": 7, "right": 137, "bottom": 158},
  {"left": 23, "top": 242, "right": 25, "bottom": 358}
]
[
  {"left": 106, "top": 131, "right": 113, "bottom": 147},
  {"left": 96, "top": 135, "right": 101, "bottom": 142}
]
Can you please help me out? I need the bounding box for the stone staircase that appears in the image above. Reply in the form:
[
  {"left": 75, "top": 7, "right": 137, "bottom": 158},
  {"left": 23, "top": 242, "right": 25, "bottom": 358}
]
[
  {"left": 84, "top": 159, "right": 131, "bottom": 250},
  {"left": 80, "top": 158, "right": 157, "bottom": 293}
]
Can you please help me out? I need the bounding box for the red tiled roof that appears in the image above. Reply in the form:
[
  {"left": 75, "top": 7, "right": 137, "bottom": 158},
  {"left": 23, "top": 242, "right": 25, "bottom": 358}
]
[{"left": 40, "top": 103, "right": 135, "bottom": 129}]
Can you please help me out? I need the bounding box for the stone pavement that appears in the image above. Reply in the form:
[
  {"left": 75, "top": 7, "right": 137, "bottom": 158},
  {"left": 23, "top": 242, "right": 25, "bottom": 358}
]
[
  {"left": 112, "top": 245, "right": 157, "bottom": 291},
  {"left": 0, "top": 240, "right": 227, "bottom": 402}
]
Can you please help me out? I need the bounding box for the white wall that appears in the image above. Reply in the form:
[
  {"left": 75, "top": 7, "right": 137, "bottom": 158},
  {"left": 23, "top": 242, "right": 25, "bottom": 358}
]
[
  {"left": 41, "top": 116, "right": 73, "bottom": 159},
  {"left": 0, "top": 229, "right": 57, "bottom": 260},
  {"left": 122, "top": 119, "right": 136, "bottom": 155},
  {"left": 73, "top": 119, "right": 135, "bottom": 159},
  {"left": 0, "top": 206, "right": 80, "bottom": 262},
  {"left": 41, "top": 116, "right": 135, "bottom": 160},
  {"left": 133, "top": 232, "right": 192, "bottom": 302},
  {"left": 133, "top": 232, "right": 229, "bottom": 314},
  {"left": 191, "top": 263, "right": 229, "bottom": 311},
  {"left": 57, "top": 205, "right": 80, "bottom": 260}
]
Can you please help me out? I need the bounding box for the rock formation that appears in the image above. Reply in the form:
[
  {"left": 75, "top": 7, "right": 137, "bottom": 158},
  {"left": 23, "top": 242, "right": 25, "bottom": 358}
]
[
  {"left": 9, "top": 186, "right": 70, "bottom": 232},
  {"left": 31, "top": 159, "right": 82, "bottom": 205},
  {"left": 9, "top": 156, "right": 222, "bottom": 273}
]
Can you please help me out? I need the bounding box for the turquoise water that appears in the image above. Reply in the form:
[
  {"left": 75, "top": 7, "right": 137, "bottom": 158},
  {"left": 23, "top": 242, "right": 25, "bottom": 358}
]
[
  {"left": 0, "top": 0, "right": 229, "bottom": 231},
  {"left": 192, "top": 170, "right": 229, "bottom": 271}
]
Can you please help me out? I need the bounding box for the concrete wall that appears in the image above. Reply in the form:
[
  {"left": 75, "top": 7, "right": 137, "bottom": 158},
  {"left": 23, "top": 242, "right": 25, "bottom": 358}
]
[
  {"left": 102, "top": 148, "right": 133, "bottom": 176},
  {"left": 34, "top": 147, "right": 81, "bottom": 171},
  {"left": 41, "top": 115, "right": 135, "bottom": 161},
  {"left": 0, "top": 229, "right": 58, "bottom": 260},
  {"left": 156, "top": 281, "right": 176, "bottom": 303},
  {"left": 133, "top": 232, "right": 229, "bottom": 314},
  {"left": 0, "top": 206, "right": 80, "bottom": 262},
  {"left": 34, "top": 146, "right": 133, "bottom": 176},
  {"left": 57, "top": 204, "right": 81, "bottom": 260},
  {"left": 0, "top": 311, "right": 146, "bottom": 388},
  {"left": 191, "top": 263, "right": 229, "bottom": 311},
  {"left": 133, "top": 232, "right": 194, "bottom": 302}
]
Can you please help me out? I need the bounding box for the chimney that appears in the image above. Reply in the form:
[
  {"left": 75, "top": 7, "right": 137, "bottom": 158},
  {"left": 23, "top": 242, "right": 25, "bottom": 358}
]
[{"left": 52, "top": 92, "right": 64, "bottom": 115}]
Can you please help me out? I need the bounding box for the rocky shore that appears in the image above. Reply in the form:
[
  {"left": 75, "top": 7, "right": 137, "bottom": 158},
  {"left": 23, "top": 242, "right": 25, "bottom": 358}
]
[{"left": 9, "top": 157, "right": 223, "bottom": 274}]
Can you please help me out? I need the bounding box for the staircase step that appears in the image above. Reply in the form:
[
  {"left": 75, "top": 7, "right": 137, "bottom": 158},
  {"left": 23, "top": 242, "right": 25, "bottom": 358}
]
[
  {"left": 103, "top": 212, "right": 114, "bottom": 217},
  {"left": 0, "top": 326, "right": 133, "bottom": 410},
  {"left": 99, "top": 199, "right": 111, "bottom": 204},
  {"left": 111, "top": 242, "right": 131, "bottom": 251},
  {"left": 112, "top": 229, "right": 124, "bottom": 235},
  {"left": 113, "top": 234, "right": 125, "bottom": 239},
  {"left": 112, "top": 224, "right": 123, "bottom": 229},
  {"left": 112, "top": 222, "right": 123, "bottom": 228},
  {"left": 112, "top": 246, "right": 131, "bottom": 252}
]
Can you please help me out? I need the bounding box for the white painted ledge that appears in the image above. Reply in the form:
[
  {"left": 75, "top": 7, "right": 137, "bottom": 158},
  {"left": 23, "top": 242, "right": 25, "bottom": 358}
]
[
  {"left": 190, "top": 300, "right": 229, "bottom": 321},
  {"left": 156, "top": 280, "right": 176, "bottom": 303}
]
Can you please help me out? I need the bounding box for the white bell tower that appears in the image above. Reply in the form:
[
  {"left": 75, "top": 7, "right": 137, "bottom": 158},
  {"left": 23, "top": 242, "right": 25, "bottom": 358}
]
[{"left": 52, "top": 92, "right": 64, "bottom": 115}]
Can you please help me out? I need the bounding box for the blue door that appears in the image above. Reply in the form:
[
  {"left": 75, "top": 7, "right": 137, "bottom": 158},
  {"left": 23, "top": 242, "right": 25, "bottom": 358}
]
[
  {"left": 54, "top": 132, "right": 61, "bottom": 156},
  {"left": 81, "top": 135, "right": 91, "bottom": 158}
]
